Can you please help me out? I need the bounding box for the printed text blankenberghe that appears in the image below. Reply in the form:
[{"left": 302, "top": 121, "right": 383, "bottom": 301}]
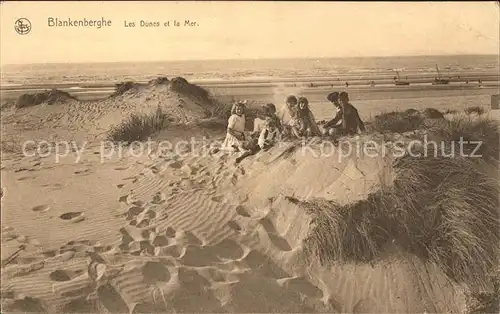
[{"left": 48, "top": 18, "right": 112, "bottom": 29}]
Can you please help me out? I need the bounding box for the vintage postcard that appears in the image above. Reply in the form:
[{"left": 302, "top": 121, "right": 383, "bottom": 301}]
[{"left": 1, "top": 1, "right": 499, "bottom": 313}]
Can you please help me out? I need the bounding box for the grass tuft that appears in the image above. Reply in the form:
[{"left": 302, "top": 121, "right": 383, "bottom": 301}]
[
  {"left": 372, "top": 110, "right": 425, "bottom": 133},
  {"left": 464, "top": 106, "right": 486, "bottom": 115},
  {"left": 106, "top": 106, "right": 170, "bottom": 144}
]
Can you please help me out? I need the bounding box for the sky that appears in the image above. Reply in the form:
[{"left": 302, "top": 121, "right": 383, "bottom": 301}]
[{"left": 1, "top": 1, "right": 499, "bottom": 65}]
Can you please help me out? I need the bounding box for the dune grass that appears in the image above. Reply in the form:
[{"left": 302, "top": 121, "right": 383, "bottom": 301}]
[
  {"left": 464, "top": 106, "right": 486, "bottom": 115},
  {"left": 371, "top": 110, "right": 425, "bottom": 133},
  {"left": 426, "top": 115, "right": 499, "bottom": 162},
  {"left": 422, "top": 107, "right": 445, "bottom": 119},
  {"left": 302, "top": 114, "right": 500, "bottom": 290},
  {"left": 106, "top": 106, "right": 170, "bottom": 144},
  {"left": 16, "top": 89, "right": 76, "bottom": 108},
  {"left": 302, "top": 152, "right": 499, "bottom": 287},
  {"left": 110, "top": 81, "right": 141, "bottom": 98}
]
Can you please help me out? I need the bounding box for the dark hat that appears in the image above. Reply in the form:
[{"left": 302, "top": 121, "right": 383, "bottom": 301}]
[
  {"left": 286, "top": 95, "right": 297, "bottom": 103},
  {"left": 339, "top": 91, "right": 349, "bottom": 99},
  {"left": 265, "top": 103, "right": 276, "bottom": 113},
  {"left": 327, "top": 92, "right": 339, "bottom": 102},
  {"left": 298, "top": 97, "right": 309, "bottom": 106}
]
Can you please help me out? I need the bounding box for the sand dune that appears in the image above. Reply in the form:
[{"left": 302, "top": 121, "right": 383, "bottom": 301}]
[
  {"left": 1, "top": 77, "right": 497, "bottom": 313},
  {"left": 1, "top": 138, "right": 469, "bottom": 313}
]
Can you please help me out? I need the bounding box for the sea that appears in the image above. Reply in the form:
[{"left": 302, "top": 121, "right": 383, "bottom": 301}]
[{"left": 1, "top": 55, "right": 498, "bottom": 87}]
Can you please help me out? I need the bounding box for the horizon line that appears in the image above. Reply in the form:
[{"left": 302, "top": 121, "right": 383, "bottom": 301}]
[{"left": 1, "top": 53, "right": 498, "bottom": 67}]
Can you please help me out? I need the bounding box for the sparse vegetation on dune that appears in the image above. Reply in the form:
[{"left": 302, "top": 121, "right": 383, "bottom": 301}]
[
  {"left": 371, "top": 110, "right": 425, "bottom": 133},
  {"left": 106, "top": 106, "right": 170, "bottom": 144},
  {"left": 465, "top": 106, "right": 486, "bottom": 115},
  {"left": 301, "top": 112, "right": 500, "bottom": 306},
  {"left": 148, "top": 76, "right": 169, "bottom": 85},
  {"left": 169, "top": 77, "right": 210, "bottom": 102},
  {"left": 444, "top": 108, "right": 458, "bottom": 115},
  {"left": 426, "top": 115, "right": 499, "bottom": 162},
  {"left": 302, "top": 150, "right": 499, "bottom": 288},
  {"left": 422, "top": 107, "right": 445, "bottom": 119},
  {"left": 16, "top": 89, "right": 76, "bottom": 108},
  {"left": 110, "top": 81, "right": 142, "bottom": 97}
]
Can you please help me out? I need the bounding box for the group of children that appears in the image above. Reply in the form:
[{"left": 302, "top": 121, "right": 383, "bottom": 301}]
[{"left": 221, "top": 91, "right": 366, "bottom": 163}]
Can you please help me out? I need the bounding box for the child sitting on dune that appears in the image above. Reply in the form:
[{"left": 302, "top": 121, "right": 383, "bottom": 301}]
[
  {"left": 235, "top": 116, "right": 279, "bottom": 164},
  {"left": 291, "top": 97, "right": 322, "bottom": 138},
  {"left": 258, "top": 116, "right": 280, "bottom": 150},
  {"left": 221, "top": 101, "right": 248, "bottom": 152}
]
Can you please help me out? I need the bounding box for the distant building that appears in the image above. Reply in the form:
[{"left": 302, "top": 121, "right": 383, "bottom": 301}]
[{"left": 492, "top": 94, "right": 499, "bottom": 109}]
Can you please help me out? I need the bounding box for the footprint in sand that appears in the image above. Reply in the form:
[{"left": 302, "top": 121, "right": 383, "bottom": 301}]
[
  {"left": 59, "top": 212, "right": 85, "bottom": 223},
  {"left": 259, "top": 218, "right": 292, "bottom": 252},
  {"left": 118, "top": 194, "right": 135, "bottom": 204},
  {"left": 114, "top": 166, "right": 129, "bottom": 171},
  {"left": 49, "top": 269, "right": 76, "bottom": 282},
  {"left": 132, "top": 200, "right": 146, "bottom": 207},
  {"left": 136, "top": 219, "right": 151, "bottom": 228},
  {"left": 165, "top": 227, "right": 176, "bottom": 238},
  {"left": 142, "top": 261, "right": 171, "bottom": 284},
  {"left": 152, "top": 192, "right": 166, "bottom": 204},
  {"left": 74, "top": 169, "right": 90, "bottom": 175},
  {"left": 42, "top": 250, "right": 58, "bottom": 258},
  {"left": 169, "top": 161, "right": 184, "bottom": 169},
  {"left": 154, "top": 245, "right": 183, "bottom": 258},
  {"left": 3, "top": 297, "right": 46, "bottom": 312},
  {"left": 230, "top": 174, "right": 238, "bottom": 185},
  {"left": 152, "top": 235, "right": 169, "bottom": 247},
  {"left": 97, "top": 284, "right": 129, "bottom": 313},
  {"left": 211, "top": 195, "right": 224, "bottom": 203},
  {"left": 125, "top": 206, "right": 144, "bottom": 220},
  {"left": 17, "top": 176, "right": 36, "bottom": 181},
  {"left": 280, "top": 276, "right": 323, "bottom": 299},
  {"left": 235, "top": 205, "right": 251, "bottom": 217},
  {"left": 352, "top": 298, "right": 377, "bottom": 313},
  {"left": 177, "top": 231, "right": 203, "bottom": 246},
  {"left": 116, "top": 184, "right": 125, "bottom": 189},
  {"left": 31, "top": 205, "right": 50, "bottom": 213},
  {"left": 227, "top": 220, "right": 242, "bottom": 233},
  {"left": 242, "top": 250, "right": 289, "bottom": 279}
]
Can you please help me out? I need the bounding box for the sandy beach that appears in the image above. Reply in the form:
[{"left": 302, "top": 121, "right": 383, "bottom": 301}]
[
  {"left": 1, "top": 0, "right": 499, "bottom": 311},
  {"left": 1, "top": 71, "right": 499, "bottom": 313}
]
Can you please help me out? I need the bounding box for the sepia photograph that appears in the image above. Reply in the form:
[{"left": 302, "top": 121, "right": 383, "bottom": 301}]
[{"left": 1, "top": 1, "right": 499, "bottom": 313}]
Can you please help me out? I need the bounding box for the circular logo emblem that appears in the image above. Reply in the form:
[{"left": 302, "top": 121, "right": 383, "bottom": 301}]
[{"left": 15, "top": 18, "right": 31, "bottom": 35}]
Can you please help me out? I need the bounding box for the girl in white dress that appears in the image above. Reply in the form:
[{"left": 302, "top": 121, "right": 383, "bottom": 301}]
[{"left": 221, "top": 102, "right": 247, "bottom": 152}]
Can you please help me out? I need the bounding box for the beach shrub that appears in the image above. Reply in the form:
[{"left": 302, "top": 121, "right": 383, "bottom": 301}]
[
  {"left": 16, "top": 89, "right": 75, "bottom": 108},
  {"left": 106, "top": 106, "right": 170, "bottom": 144},
  {"left": 302, "top": 150, "right": 499, "bottom": 288},
  {"left": 169, "top": 77, "right": 210, "bottom": 101},
  {"left": 464, "top": 106, "right": 485, "bottom": 115},
  {"left": 208, "top": 101, "right": 233, "bottom": 121},
  {"left": 372, "top": 111, "right": 425, "bottom": 133},
  {"left": 426, "top": 115, "right": 499, "bottom": 162},
  {"left": 149, "top": 76, "right": 169, "bottom": 85},
  {"left": 423, "top": 107, "right": 445, "bottom": 119},
  {"left": 444, "top": 109, "right": 458, "bottom": 115},
  {"left": 404, "top": 108, "right": 420, "bottom": 116},
  {"left": 110, "top": 81, "right": 141, "bottom": 97}
]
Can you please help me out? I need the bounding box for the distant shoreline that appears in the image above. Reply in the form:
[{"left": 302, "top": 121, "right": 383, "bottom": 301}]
[
  {"left": 1, "top": 54, "right": 498, "bottom": 67},
  {"left": 1, "top": 77, "right": 497, "bottom": 103}
]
